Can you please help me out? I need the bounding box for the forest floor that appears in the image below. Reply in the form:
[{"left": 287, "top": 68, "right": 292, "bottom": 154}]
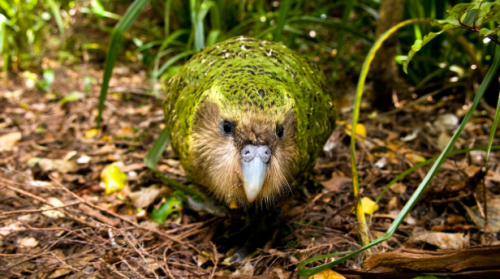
[{"left": 1, "top": 60, "right": 500, "bottom": 279}]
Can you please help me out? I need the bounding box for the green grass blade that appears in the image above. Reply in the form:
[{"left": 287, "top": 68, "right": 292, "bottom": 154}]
[
  {"left": 157, "top": 50, "right": 195, "bottom": 78},
  {"left": 298, "top": 43, "right": 500, "bottom": 278},
  {"left": 206, "top": 29, "right": 220, "bottom": 46},
  {"left": 190, "top": 0, "right": 204, "bottom": 51},
  {"left": 46, "top": 0, "right": 65, "bottom": 47},
  {"left": 486, "top": 90, "right": 500, "bottom": 161},
  {"left": 144, "top": 127, "right": 170, "bottom": 169},
  {"left": 96, "top": 0, "right": 149, "bottom": 128},
  {"left": 144, "top": 127, "right": 206, "bottom": 199},
  {"left": 274, "top": 0, "right": 292, "bottom": 42}
]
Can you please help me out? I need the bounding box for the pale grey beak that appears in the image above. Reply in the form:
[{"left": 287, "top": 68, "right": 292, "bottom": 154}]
[{"left": 240, "top": 145, "right": 271, "bottom": 203}]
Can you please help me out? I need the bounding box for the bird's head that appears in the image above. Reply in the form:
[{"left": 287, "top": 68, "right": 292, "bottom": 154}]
[{"left": 188, "top": 79, "right": 300, "bottom": 208}]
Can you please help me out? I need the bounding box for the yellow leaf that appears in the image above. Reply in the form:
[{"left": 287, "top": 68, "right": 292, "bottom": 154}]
[
  {"left": 344, "top": 123, "right": 366, "bottom": 141},
  {"left": 361, "top": 197, "right": 379, "bottom": 214},
  {"left": 405, "top": 152, "right": 426, "bottom": 163},
  {"left": 19, "top": 102, "right": 30, "bottom": 110},
  {"left": 85, "top": 128, "right": 99, "bottom": 139},
  {"left": 101, "top": 164, "right": 127, "bottom": 194},
  {"left": 352, "top": 197, "right": 379, "bottom": 215},
  {"left": 309, "top": 269, "right": 345, "bottom": 279}
]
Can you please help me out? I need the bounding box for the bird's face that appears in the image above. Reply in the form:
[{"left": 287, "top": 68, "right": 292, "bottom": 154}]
[{"left": 189, "top": 100, "right": 299, "bottom": 208}]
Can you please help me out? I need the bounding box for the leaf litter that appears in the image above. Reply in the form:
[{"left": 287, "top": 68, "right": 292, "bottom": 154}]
[{"left": 1, "top": 61, "right": 500, "bottom": 278}]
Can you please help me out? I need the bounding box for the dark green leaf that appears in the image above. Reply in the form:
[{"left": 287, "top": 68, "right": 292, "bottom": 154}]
[
  {"left": 403, "top": 24, "right": 458, "bottom": 73},
  {"left": 481, "top": 3, "right": 500, "bottom": 25},
  {"left": 447, "top": 3, "right": 476, "bottom": 20}
]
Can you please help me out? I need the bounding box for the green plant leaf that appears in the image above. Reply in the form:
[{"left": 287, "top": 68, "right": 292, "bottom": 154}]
[
  {"left": 151, "top": 196, "right": 183, "bottom": 223},
  {"left": 58, "top": 92, "right": 82, "bottom": 105},
  {"left": 96, "top": 0, "right": 148, "bottom": 128},
  {"left": 447, "top": 3, "right": 476, "bottom": 20},
  {"left": 36, "top": 70, "right": 55, "bottom": 92},
  {"left": 479, "top": 27, "right": 495, "bottom": 36},
  {"left": 481, "top": 3, "right": 500, "bottom": 25},
  {"left": 433, "top": 18, "right": 460, "bottom": 26},
  {"left": 91, "top": 0, "right": 121, "bottom": 20},
  {"left": 403, "top": 24, "right": 457, "bottom": 74}
]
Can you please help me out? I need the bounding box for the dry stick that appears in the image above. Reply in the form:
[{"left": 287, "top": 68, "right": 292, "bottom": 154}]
[
  {"left": 49, "top": 176, "right": 185, "bottom": 245},
  {"left": 208, "top": 241, "right": 218, "bottom": 279},
  {"left": 3, "top": 184, "right": 98, "bottom": 229},
  {"left": 0, "top": 201, "right": 82, "bottom": 215},
  {"left": 100, "top": 259, "right": 130, "bottom": 279},
  {"left": 51, "top": 251, "right": 93, "bottom": 275},
  {"left": 121, "top": 258, "right": 148, "bottom": 279},
  {"left": 163, "top": 244, "right": 176, "bottom": 279},
  {"left": 122, "top": 232, "right": 160, "bottom": 279}
]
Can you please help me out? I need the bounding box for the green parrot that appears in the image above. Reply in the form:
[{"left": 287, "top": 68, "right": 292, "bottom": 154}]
[{"left": 163, "top": 36, "right": 335, "bottom": 260}]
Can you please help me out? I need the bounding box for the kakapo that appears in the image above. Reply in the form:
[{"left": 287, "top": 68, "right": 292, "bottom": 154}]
[{"left": 163, "top": 36, "right": 335, "bottom": 260}]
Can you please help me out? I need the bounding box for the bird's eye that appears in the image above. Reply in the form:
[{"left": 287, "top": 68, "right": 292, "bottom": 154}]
[
  {"left": 276, "top": 125, "right": 284, "bottom": 139},
  {"left": 222, "top": 121, "right": 234, "bottom": 135}
]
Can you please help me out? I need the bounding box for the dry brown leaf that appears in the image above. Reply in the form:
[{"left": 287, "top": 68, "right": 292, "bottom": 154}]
[
  {"left": 0, "top": 131, "right": 22, "bottom": 151},
  {"left": 320, "top": 177, "right": 352, "bottom": 192},
  {"left": 41, "top": 197, "right": 66, "bottom": 219},
  {"left": 413, "top": 231, "right": 469, "bottom": 249},
  {"left": 18, "top": 237, "right": 38, "bottom": 248},
  {"left": 129, "top": 185, "right": 169, "bottom": 208},
  {"left": 38, "top": 158, "right": 78, "bottom": 173},
  {"left": 390, "top": 182, "right": 407, "bottom": 194},
  {"left": 463, "top": 198, "right": 500, "bottom": 233}
]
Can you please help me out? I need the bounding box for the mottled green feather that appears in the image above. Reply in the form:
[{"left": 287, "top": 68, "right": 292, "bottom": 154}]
[{"left": 163, "top": 36, "right": 335, "bottom": 185}]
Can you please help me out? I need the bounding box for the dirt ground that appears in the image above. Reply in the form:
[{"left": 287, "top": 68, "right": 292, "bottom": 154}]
[{"left": 1, "top": 61, "right": 500, "bottom": 278}]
